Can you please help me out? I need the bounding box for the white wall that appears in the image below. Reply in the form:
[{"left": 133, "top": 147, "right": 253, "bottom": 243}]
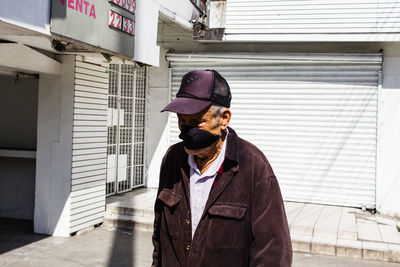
[
  {"left": 134, "top": 0, "right": 160, "bottom": 67},
  {"left": 35, "top": 55, "right": 75, "bottom": 237},
  {"left": 0, "top": 0, "right": 51, "bottom": 34},
  {"left": 376, "top": 44, "right": 400, "bottom": 217},
  {"left": 0, "top": 75, "right": 38, "bottom": 220},
  {"left": 146, "top": 47, "right": 171, "bottom": 188},
  {"left": 134, "top": 0, "right": 203, "bottom": 66},
  {"left": 158, "top": 0, "right": 201, "bottom": 29}
]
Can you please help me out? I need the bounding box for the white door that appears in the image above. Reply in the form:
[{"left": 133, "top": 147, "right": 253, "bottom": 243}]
[{"left": 167, "top": 53, "right": 382, "bottom": 208}]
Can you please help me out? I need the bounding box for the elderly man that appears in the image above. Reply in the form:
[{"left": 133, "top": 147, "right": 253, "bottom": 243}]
[{"left": 152, "top": 70, "right": 292, "bottom": 267}]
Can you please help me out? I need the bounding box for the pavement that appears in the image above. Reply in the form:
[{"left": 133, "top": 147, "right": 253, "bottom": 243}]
[
  {"left": 0, "top": 218, "right": 399, "bottom": 267},
  {"left": 0, "top": 218, "right": 153, "bottom": 267},
  {"left": 105, "top": 188, "right": 400, "bottom": 264}
]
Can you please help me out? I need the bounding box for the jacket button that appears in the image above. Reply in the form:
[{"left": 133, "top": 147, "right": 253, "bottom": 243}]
[
  {"left": 186, "top": 244, "right": 190, "bottom": 251},
  {"left": 186, "top": 219, "right": 190, "bottom": 224}
]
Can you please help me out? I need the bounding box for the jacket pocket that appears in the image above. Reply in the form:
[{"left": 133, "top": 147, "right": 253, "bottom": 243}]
[
  {"left": 208, "top": 204, "right": 246, "bottom": 220},
  {"left": 158, "top": 188, "right": 181, "bottom": 208},
  {"left": 157, "top": 189, "right": 181, "bottom": 239},
  {"left": 206, "top": 203, "right": 247, "bottom": 250}
]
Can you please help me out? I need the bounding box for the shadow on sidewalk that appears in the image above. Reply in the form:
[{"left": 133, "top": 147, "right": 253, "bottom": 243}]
[{"left": 0, "top": 218, "right": 47, "bottom": 254}]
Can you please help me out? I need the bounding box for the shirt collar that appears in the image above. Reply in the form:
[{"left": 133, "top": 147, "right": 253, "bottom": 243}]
[{"left": 188, "top": 130, "right": 228, "bottom": 178}]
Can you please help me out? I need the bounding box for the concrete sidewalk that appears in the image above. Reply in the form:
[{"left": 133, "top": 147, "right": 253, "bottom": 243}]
[
  {"left": 0, "top": 218, "right": 153, "bottom": 267},
  {"left": 105, "top": 188, "right": 400, "bottom": 264},
  {"left": 1, "top": 219, "right": 398, "bottom": 267}
]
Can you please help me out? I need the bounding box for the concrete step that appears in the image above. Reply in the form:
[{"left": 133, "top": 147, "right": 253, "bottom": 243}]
[
  {"left": 106, "top": 204, "right": 154, "bottom": 219},
  {"left": 103, "top": 196, "right": 400, "bottom": 263},
  {"left": 103, "top": 212, "right": 154, "bottom": 232}
]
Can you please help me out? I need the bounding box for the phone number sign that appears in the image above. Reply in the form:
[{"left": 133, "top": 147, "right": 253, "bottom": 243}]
[
  {"left": 109, "top": 10, "right": 135, "bottom": 35},
  {"left": 109, "top": 0, "right": 136, "bottom": 14}
]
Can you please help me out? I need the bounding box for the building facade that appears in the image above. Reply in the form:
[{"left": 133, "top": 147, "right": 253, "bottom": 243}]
[
  {"left": 147, "top": 0, "right": 400, "bottom": 218},
  {"left": 0, "top": 0, "right": 188, "bottom": 236}
]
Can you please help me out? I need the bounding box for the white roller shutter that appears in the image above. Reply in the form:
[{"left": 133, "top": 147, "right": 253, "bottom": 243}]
[
  {"left": 225, "top": 0, "right": 400, "bottom": 34},
  {"left": 166, "top": 53, "right": 382, "bottom": 208},
  {"left": 70, "top": 56, "right": 108, "bottom": 233}
]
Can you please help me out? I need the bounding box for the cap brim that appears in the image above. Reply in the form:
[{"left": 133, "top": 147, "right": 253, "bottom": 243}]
[{"left": 161, "top": 97, "right": 213, "bottom": 114}]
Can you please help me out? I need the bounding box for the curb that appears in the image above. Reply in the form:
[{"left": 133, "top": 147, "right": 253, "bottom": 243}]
[
  {"left": 104, "top": 204, "right": 400, "bottom": 264},
  {"left": 103, "top": 212, "right": 154, "bottom": 232},
  {"left": 292, "top": 234, "right": 400, "bottom": 263}
]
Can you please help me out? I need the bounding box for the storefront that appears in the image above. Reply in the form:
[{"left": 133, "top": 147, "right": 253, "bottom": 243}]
[
  {"left": 1, "top": 0, "right": 160, "bottom": 236},
  {"left": 166, "top": 52, "right": 382, "bottom": 209}
]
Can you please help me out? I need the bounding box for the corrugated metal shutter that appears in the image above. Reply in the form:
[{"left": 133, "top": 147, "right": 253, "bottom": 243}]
[
  {"left": 70, "top": 56, "right": 108, "bottom": 233},
  {"left": 167, "top": 52, "right": 382, "bottom": 208},
  {"left": 225, "top": 0, "right": 400, "bottom": 35}
]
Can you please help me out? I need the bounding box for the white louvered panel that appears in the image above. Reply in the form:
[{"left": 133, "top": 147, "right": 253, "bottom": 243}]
[
  {"left": 70, "top": 185, "right": 105, "bottom": 197},
  {"left": 71, "top": 201, "right": 105, "bottom": 215},
  {"left": 70, "top": 213, "right": 105, "bottom": 228},
  {"left": 225, "top": 0, "right": 400, "bottom": 35},
  {"left": 70, "top": 189, "right": 105, "bottom": 204},
  {"left": 70, "top": 218, "right": 103, "bottom": 233},
  {"left": 70, "top": 207, "right": 105, "bottom": 222},
  {"left": 70, "top": 57, "right": 108, "bottom": 234},
  {"left": 71, "top": 180, "right": 105, "bottom": 191},
  {"left": 167, "top": 52, "right": 382, "bottom": 208},
  {"left": 75, "top": 85, "right": 108, "bottom": 94}
]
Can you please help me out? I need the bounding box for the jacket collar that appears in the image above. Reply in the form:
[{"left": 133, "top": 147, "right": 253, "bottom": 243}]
[{"left": 224, "top": 126, "right": 239, "bottom": 166}]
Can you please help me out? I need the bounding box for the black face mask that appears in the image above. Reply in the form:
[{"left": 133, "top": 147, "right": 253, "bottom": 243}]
[{"left": 179, "top": 125, "right": 221, "bottom": 150}]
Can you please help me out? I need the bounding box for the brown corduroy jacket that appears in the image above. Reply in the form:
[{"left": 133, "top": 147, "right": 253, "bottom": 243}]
[{"left": 152, "top": 128, "right": 292, "bottom": 267}]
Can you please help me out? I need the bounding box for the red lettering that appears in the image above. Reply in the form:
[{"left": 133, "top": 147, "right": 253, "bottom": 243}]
[
  {"left": 90, "top": 4, "right": 96, "bottom": 19},
  {"left": 130, "top": 20, "right": 134, "bottom": 34},
  {"left": 75, "top": 0, "right": 83, "bottom": 13},
  {"left": 131, "top": 0, "right": 136, "bottom": 13},
  {"left": 68, "top": 0, "right": 74, "bottom": 9},
  {"left": 83, "top": 1, "right": 89, "bottom": 15},
  {"left": 110, "top": 12, "right": 115, "bottom": 27},
  {"left": 61, "top": 0, "right": 66, "bottom": 5}
]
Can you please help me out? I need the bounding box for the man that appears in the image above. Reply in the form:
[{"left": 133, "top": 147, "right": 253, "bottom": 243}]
[{"left": 152, "top": 70, "right": 292, "bottom": 267}]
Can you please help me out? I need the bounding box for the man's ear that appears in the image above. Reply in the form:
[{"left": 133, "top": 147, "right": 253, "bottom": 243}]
[{"left": 220, "top": 109, "right": 231, "bottom": 130}]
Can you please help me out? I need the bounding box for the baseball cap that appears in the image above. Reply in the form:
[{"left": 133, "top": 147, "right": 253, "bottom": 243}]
[{"left": 161, "top": 70, "right": 231, "bottom": 114}]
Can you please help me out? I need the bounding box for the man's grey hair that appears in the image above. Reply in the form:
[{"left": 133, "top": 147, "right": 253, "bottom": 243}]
[{"left": 210, "top": 104, "right": 226, "bottom": 119}]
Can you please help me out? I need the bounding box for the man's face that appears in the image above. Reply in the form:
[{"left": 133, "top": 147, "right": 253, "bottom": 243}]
[{"left": 177, "top": 106, "right": 222, "bottom": 157}]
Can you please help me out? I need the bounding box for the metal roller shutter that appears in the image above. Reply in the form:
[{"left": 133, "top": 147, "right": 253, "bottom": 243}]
[
  {"left": 225, "top": 0, "right": 400, "bottom": 34},
  {"left": 70, "top": 56, "right": 109, "bottom": 233},
  {"left": 166, "top": 53, "right": 382, "bottom": 208}
]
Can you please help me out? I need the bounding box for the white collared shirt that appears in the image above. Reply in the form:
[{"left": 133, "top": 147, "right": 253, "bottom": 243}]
[{"left": 188, "top": 132, "right": 228, "bottom": 238}]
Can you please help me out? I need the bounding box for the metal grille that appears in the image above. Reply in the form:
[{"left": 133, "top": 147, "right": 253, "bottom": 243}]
[
  {"left": 106, "top": 64, "right": 119, "bottom": 195},
  {"left": 133, "top": 67, "right": 146, "bottom": 188},
  {"left": 106, "top": 64, "right": 146, "bottom": 196}
]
